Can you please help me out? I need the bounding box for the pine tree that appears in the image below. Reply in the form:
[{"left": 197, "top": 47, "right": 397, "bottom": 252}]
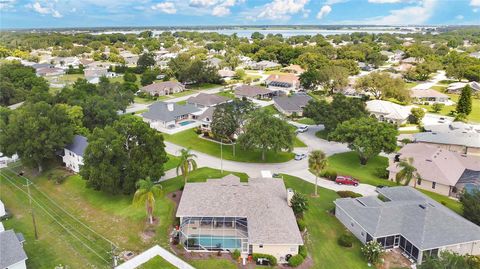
[{"left": 456, "top": 85, "right": 472, "bottom": 115}]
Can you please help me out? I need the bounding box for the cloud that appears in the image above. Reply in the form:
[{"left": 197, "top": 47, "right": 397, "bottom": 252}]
[
  {"left": 0, "top": 0, "right": 16, "bottom": 10},
  {"left": 212, "top": 5, "right": 230, "bottom": 16},
  {"left": 151, "top": 2, "right": 176, "bottom": 14},
  {"left": 26, "top": 1, "right": 63, "bottom": 18},
  {"left": 188, "top": 0, "right": 242, "bottom": 17},
  {"left": 316, "top": 5, "right": 332, "bottom": 19},
  {"left": 368, "top": 0, "right": 437, "bottom": 25},
  {"left": 368, "top": 0, "right": 406, "bottom": 3},
  {"left": 471, "top": 0, "right": 480, "bottom": 7},
  {"left": 455, "top": 15, "right": 464, "bottom": 20},
  {"left": 325, "top": 0, "right": 348, "bottom": 4},
  {"left": 257, "top": 0, "right": 309, "bottom": 20},
  {"left": 189, "top": 0, "right": 218, "bottom": 7}
]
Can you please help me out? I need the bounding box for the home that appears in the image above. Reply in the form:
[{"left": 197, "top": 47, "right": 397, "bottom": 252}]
[
  {"left": 186, "top": 93, "right": 228, "bottom": 108},
  {"left": 273, "top": 94, "right": 312, "bottom": 116},
  {"left": 469, "top": 51, "right": 480, "bottom": 59},
  {"left": 140, "top": 81, "right": 185, "bottom": 97},
  {"left": 410, "top": 89, "right": 450, "bottom": 104},
  {"left": 265, "top": 73, "right": 300, "bottom": 93},
  {"left": 446, "top": 81, "right": 480, "bottom": 94},
  {"left": 206, "top": 57, "right": 222, "bottom": 69},
  {"left": 198, "top": 107, "right": 215, "bottom": 132},
  {"left": 401, "top": 57, "right": 424, "bottom": 65},
  {"left": 120, "top": 51, "right": 139, "bottom": 66},
  {"left": 142, "top": 102, "right": 200, "bottom": 130},
  {"left": 84, "top": 67, "right": 108, "bottom": 80},
  {"left": 235, "top": 85, "right": 274, "bottom": 100},
  {"left": 335, "top": 186, "right": 480, "bottom": 264},
  {"left": 251, "top": 60, "right": 280, "bottom": 70},
  {"left": 36, "top": 67, "right": 65, "bottom": 77},
  {"left": 0, "top": 200, "right": 5, "bottom": 218},
  {"left": 175, "top": 175, "right": 303, "bottom": 264},
  {"left": 393, "top": 50, "right": 405, "bottom": 61},
  {"left": 0, "top": 229, "right": 28, "bottom": 269},
  {"left": 63, "top": 135, "right": 88, "bottom": 173},
  {"left": 282, "top": 64, "right": 305, "bottom": 74},
  {"left": 394, "top": 63, "right": 413, "bottom": 73},
  {"left": 366, "top": 100, "right": 413, "bottom": 125},
  {"left": 413, "top": 131, "right": 480, "bottom": 156},
  {"left": 218, "top": 69, "right": 235, "bottom": 79}
]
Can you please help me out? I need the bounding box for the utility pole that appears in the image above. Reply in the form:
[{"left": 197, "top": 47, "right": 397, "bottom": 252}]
[
  {"left": 25, "top": 178, "right": 38, "bottom": 240},
  {"left": 220, "top": 138, "right": 223, "bottom": 174},
  {"left": 111, "top": 243, "right": 119, "bottom": 268}
]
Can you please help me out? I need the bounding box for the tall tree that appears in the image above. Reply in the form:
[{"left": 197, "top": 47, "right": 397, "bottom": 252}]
[
  {"left": 318, "top": 66, "right": 349, "bottom": 95},
  {"left": 299, "top": 69, "right": 321, "bottom": 91},
  {"left": 137, "top": 52, "right": 155, "bottom": 72},
  {"left": 456, "top": 85, "right": 472, "bottom": 116},
  {"left": 0, "top": 102, "right": 74, "bottom": 172},
  {"left": 355, "top": 72, "right": 408, "bottom": 101},
  {"left": 237, "top": 110, "right": 294, "bottom": 161},
  {"left": 308, "top": 150, "right": 327, "bottom": 197},
  {"left": 176, "top": 148, "right": 198, "bottom": 184},
  {"left": 395, "top": 158, "right": 418, "bottom": 186},
  {"left": 133, "top": 177, "right": 162, "bottom": 224},
  {"left": 211, "top": 104, "right": 238, "bottom": 154},
  {"left": 460, "top": 189, "right": 480, "bottom": 226},
  {"left": 329, "top": 117, "right": 397, "bottom": 165}
]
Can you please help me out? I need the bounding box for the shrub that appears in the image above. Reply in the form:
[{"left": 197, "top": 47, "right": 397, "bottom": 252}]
[
  {"left": 336, "top": 191, "right": 362, "bottom": 198},
  {"left": 320, "top": 170, "right": 337, "bottom": 181},
  {"left": 374, "top": 167, "right": 389, "bottom": 179},
  {"left": 338, "top": 233, "right": 354, "bottom": 247},
  {"left": 291, "top": 192, "right": 309, "bottom": 216},
  {"left": 432, "top": 103, "right": 445, "bottom": 113},
  {"left": 232, "top": 249, "right": 241, "bottom": 260},
  {"left": 288, "top": 254, "right": 304, "bottom": 267},
  {"left": 252, "top": 253, "right": 277, "bottom": 266},
  {"left": 297, "top": 218, "right": 306, "bottom": 232},
  {"left": 362, "top": 241, "right": 384, "bottom": 264},
  {"left": 298, "top": 245, "right": 307, "bottom": 258}
]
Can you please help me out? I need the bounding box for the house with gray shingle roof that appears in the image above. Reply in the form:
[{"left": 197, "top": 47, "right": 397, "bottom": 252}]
[
  {"left": 175, "top": 175, "right": 303, "bottom": 264},
  {"left": 63, "top": 135, "right": 88, "bottom": 173},
  {"left": 142, "top": 102, "right": 200, "bottom": 131},
  {"left": 0, "top": 229, "right": 28, "bottom": 269},
  {"left": 186, "top": 93, "right": 228, "bottom": 108},
  {"left": 335, "top": 186, "right": 480, "bottom": 264},
  {"left": 140, "top": 81, "right": 185, "bottom": 97},
  {"left": 273, "top": 94, "right": 312, "bottom": 116}
]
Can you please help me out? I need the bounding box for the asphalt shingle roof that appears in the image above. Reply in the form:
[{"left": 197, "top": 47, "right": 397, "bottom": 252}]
[
  {"left": 65, "top": 135, "right": 88, "bottom": 157},
  {"left": 0, "top": 230, "right": 27, "bottom": 268},
  {"left": 273, "top": 94, "right": 312, "bottom": 112},
  {"left": 142, "top": 101, "right": 200, "bottom": 122},
  {"left": 186, "top": 93, "right": 228, "bottom": 107}
]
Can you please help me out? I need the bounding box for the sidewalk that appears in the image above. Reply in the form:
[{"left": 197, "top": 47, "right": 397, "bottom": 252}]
[{"left": 116, "top": 245, "right": 195, "bottom": 269}]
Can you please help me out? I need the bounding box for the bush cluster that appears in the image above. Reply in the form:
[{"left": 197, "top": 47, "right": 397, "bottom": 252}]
[
  {"left": 320, "top": 170, "right": 337, "bottom": 181},
  {"left": 338, "top": 233, "right": 355, "bottom": 247},
  {"left": 296, "top": 218, "right": 306, "bottom": 232},
  {"left": 252, "top": 253, "right": 277, "bottom": 266},
  {"left": 288, "top": 254, "right": 304, "bottom": 267},
  {"left": 298, "top": 245, "right": 307, "bottom": 258}
]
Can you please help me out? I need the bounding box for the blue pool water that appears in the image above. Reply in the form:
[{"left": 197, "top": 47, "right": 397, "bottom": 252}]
[
  {"left": 179, "top": 121, "right": 195, "bottom": 126},
  {"left": 192, "top": 235, "right": 241, "bottom": 249}
]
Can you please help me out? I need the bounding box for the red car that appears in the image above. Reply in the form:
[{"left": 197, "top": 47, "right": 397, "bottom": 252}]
[{"left": 335, "top": 176, "right": 359, "bottom": 186}]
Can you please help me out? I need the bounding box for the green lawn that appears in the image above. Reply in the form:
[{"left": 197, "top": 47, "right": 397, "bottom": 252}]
[
  {"left": 405, "top": 81, "right": 419, "bottom": 89},
  {"left": 138, "top": 256, "right": 177, "bottom": 269},
  {"left": 417, "top": 90, "right": 480, "bottom": 123},
  {"left": 262, "top": 104, "right": 279, "bottom": 114},
  {"left": 281, "top": 174, "right": 370, "bottom": 269},
  {"left": 187, "top": 83, "right": 222, "bottom": 90},
  {"left": 215, "top": 90, "right": 235, "bottom": 99},
  {"left": 165, "top": 154, "right": 181, "bottom": 171},
  {"left": 315, "top": 130, "right": 329, "bottom": 140},
  {"left": 398, "top": 129, "right": 420, "bottom": 134},
  {"left": 189, "top": 258, "right": 238, "bottom": 269},
  {"left": 134, "top": 96, "right": 154, "bottom": 104},
  {"left": 163, "top": 129, "right": 294, "bottom": 163},
  {"left": 295, "top": 117, "right": 316, "bottom": 125}
]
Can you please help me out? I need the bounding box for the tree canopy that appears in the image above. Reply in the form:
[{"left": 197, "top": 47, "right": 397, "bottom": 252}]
[{"left": 355, "top": 72, "right": 409, "bottom": 102}]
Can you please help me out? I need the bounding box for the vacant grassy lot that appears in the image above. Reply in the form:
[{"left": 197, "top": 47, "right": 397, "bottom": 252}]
[{"left": 163, "top": 129, "right": 295, "bottom": 163}]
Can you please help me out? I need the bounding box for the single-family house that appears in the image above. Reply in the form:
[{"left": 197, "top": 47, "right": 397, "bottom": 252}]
[
  {"left": 273, "top": 94, "right": 312, "bottom": 116},
  {"left": 0, "top": 200, "right": 5, "bottom": 218},
  {"left": 140, "top": 81, "right": 185, "bottom": 97},
  {"left": 142, "top": 102, "right": 200, "bottom": 130},
  {"left": 63, "top": 135, "right": 88, "bottom": 173},
  {"left": 265, "top": 74, "right": 300, "bottom": 92},
  {"left": 282, "top": 64, "right": 305, "bottom": 74},
  {"left": 0, "top": 229, "right": 28, "bottom": 269},
  {"left": 120, "top": 51, "right": 139, "bottom": 66},
  {"left": 235, "top": 85, "right": 274, "bottom": 100},
  {"left": 410, "top": 89, "right": 450, "bottom": 104},
  {"left": 446, "top": 81, "right": 480, "bottom": 94},
  {"left": 251, "top": 60, "right": 280, "bottom": 70},
  {"left": 186, "top": 93, "right": 228, "bottom": 108},
  {"left": 218, "top": 69, "right": 235, "bottom": 78},
  {"left": 393, "top": 50, "right": 405, "bottom": 61},
  {"left": 388, "top": 143, "right": 480, "bottom": 197},
  {"left": 198, "top": 107, "right": 215, "bottom": 132},
  {"left": 84, "top": 67, "right": 108, "bottom": 80},
  {"left": 413, "top": 131, "right": 480, "bottom": 156},
  {"left": 206, "top": 58, "right": 222, "bottom": 69},
  {"left": 175, "top": 175, "right": 303, "bottom": 263},
  {"left": 366, "top": 100, "right": 413, "bottom": 125},
  {"left": 394, "top": 63, "right": 413, "bottom": 73},
  {"left": 36, "top": 67, "right": 65, "bottom": 77},
  {"left": 401, "top": 57, "right": 424, "bottom": 65},
  {"left": 335, "top": 186, "right": 480, "bottom": 264}
]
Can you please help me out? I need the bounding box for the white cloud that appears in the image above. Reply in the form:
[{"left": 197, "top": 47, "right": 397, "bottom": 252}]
[
  {"left": 151, "top": 2, "right": 176, "bottom": 14},
  {"left": 26, "top": 1, "right": 63, "bottom": 18},
  {"left": 368, "top": 0, "right": 437, "bottom": 25},
  {"left": 188, "top": 0, "right": 242, "bottom": 17},
  {"left": 212, "top": 5, "right": 230, "bottom": 16},
  {"left": 474, "top": 8, "right": 478, "bottom": 12},
  {"left": 316, "top": 5, "right": 332, "bottom": 19},
  {"left": 325, "top": 0, "right": 348, "bottom": 4},
  {"left": 368, "top": 0, "right": 406, "bottom": 3},
  {"left": 455, "top": 15, "right": 464, "bottom": 20},
  {"left": 0, "top": 0, "right": 16, "bottom": 10},
  {"left": 189, "top": 0, "right": 218, "bottom": 7},
  {"left": 471, "top": 0, "right": 480, "bottom": 7},
  {"left": 257, "top": 0, "right": 309, "bottom": 20}
]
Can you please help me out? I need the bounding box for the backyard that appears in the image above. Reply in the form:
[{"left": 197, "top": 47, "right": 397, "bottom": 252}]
[{"left": 418, "top": 93, "right": 480, "bottom": 123}]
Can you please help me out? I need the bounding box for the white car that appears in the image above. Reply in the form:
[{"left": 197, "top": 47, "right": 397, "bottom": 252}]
[
  {"left": 296, "top": 125, "right": 309, "bottom": 133},
  {"left": 294, "top": 153, "right": 307, "bottom": 161}
]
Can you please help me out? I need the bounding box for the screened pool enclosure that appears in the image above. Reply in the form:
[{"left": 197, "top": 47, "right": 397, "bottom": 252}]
[{"left": 178, "top": 217, "right": 249, "bottom": 253}]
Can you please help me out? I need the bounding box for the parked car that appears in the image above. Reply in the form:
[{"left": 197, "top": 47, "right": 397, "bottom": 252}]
[
  {"left": 296, "top": 125, "right": 308, "bottom": 133},
  {"left": 294, "top": 153, "right": 307, "bottom": 161},
  {"left": 335, "top": 176, "right": 359, "bottom": 186}
]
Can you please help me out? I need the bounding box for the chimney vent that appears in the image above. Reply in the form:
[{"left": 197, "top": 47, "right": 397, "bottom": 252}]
[{"left": 167, "top": 103, "right": 174, "bottom": 111}]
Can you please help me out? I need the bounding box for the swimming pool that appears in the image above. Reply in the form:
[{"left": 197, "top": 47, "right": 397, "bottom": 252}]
[
  {"left": 190, "top": 235, "right": 242, "bottom": 249},
  {"left": 179, "top": 120, "right": 195, "bottom": 126}
]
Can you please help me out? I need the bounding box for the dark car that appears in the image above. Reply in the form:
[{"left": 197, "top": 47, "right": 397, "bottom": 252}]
[{"left": 335, "top": 176, "right": 359, "bottom": 186}]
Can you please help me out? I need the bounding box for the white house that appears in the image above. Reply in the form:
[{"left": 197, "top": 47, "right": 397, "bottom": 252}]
[
  {"left": 0, "top": 229, "right": 28, "bottom": 269},
  {"left": 63, "top": 135, "right": 88, "bottom": 173},
  {"left": 366, "top": 100, "right": 414, "bottom": 125}
]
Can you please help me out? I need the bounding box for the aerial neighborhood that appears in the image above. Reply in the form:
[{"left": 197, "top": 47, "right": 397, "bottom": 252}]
[{"left": 1, "top": 15, "right": 480, "bottom": 269}]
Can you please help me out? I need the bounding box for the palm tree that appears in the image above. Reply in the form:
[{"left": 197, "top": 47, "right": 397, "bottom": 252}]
[
  {"left": 133, "top": 177, "right": 162, "bottom": 224},
  {"left": 308, "top": 150, "right": 327, "bottom": 197},
  {"left": 395, "top": 158, "right": 418, "bottom": 186},
  {"left": 176, "top": 148, "right": 198, "bottom": 184}
]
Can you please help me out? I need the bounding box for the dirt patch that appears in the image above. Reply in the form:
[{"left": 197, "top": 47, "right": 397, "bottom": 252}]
[
  {"left": 140, "top": 227, "right": 156, "bottom": 243},
  {"left": 378, "top": 249, "right": 412, "bottom": 269}
]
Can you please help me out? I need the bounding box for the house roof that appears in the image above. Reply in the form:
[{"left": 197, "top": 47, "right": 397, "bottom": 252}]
[
  {"left": 186, "top": 93, "right": 228, "bottom": 107},
  {"left": 218, "top": 69, "right": 235, "bottom": 77},
  {"left": 410, "top": 88, "right": 449, "bottom": 99},
  {"left": 65, "top": 135, "right": 88, "bottom": 157},
  {"left": 335, "top": 186, "right": 480, "bottom": 250},
  {"left": 424, "top": 122, "right": 480, "bottom": 134},
  {"left": 283, "top": 64, "right": 305, "bottom": 73},
  {"left": 198, "top": 106, "right": 215, "bottom": 121},
  {"left": 176, "top": 175, "right": 303, "bottom": 245},
  {"left": 266, "top": 73, "right": 300, "bottom": 86},
  {"left": 235, "top": 85, "right": 272, "bottom": 98},
  {"left": 0, "top": 230, "right": 28, "bottom": 268},
  {"left": 366, "top": 100, "right": 412, "bottom": 120},
  {"left": 141, "top": 81, "right": 185, "bottom": 95},
  {"left": 414, "top": 132, "right": 480, "bottom": 148},
  {"left": 273, "top": 94, "right": 312, "bottom": 112},
  {"left": 142, "top": 101, "right": 200, "bottom": 122},
  {"left": 388, "top": 143, "right": 480, "bottom": 186}
]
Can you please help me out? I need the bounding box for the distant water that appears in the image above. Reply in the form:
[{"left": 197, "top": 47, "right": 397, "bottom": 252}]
[{"left": 93, "top": 27, "right": 420, "bottom": 37}]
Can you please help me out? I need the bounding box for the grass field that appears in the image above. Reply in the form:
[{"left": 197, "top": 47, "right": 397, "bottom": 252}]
[
  {"left": 163, "top": 129, "right": 295, "bottom": 163},
  {"left": 215, "top": 90, "right": 235, "bottom": 99}
]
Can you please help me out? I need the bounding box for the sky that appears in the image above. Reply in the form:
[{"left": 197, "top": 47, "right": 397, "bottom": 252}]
[{"left": 0, "top": 0, "right": 479, "bottom": 29}]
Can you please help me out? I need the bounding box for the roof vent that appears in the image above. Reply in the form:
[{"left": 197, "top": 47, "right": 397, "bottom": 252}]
[{"left": 419, "top": 204, "right": 427, "bottom": 209}]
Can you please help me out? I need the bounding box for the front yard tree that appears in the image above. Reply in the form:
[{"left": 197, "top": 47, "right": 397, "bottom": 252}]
[
  {"left": 137, "top": 52, "right": 155, "bottom": 72},
  {"left": 329, "top": 117, "right": 397, "bottom": 165},
  {"left": 432, "top": 102, "right": 445, "bottom": 113},
  {"left": 460, "top": 189, "right": 480, "bottom": 226},
  {"left": 81, "top": 116, "right": 167, "bottom": 194},
  {"left": 176, "top": 148, "right": 198, "bottom": 184},
  {"left": 355, "top": 72, "right": 409, "bottom": 101},
  {"left": 133, "top": 177, "right": 162, "bottom": 224},
  {"left": 318, "top": 66, "right": 349, "bottom": 95},
  {"left": 308, "top": 150, "right": 327, "bottom": 197},
  {"left": 456, "top": 85, "right": 472, "bottom": 116},
  {"left": 409, "top": 107, "right": 425, "bottom": 124},
  {"left": 237, "top": 110, "right": 294, "bottom": 161},
  {"left": 395, "top": 158, "right": 418, "bottom": 186},
  {"left": 299, "top": 69, "right": 321, "bottom": 91},
  {"left": 211, "top": 104, "right": 238, "bottom": 154},
  {"left": 0, "top": 102, "right": 74, "bottom": 172}
]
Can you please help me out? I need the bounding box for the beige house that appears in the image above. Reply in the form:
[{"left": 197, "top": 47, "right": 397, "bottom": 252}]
[
  {"left": 140, "top": 81, "right": 185, "bottom": 97},
  {"left": 265, "top": 73, "right": 300, "bottom": 93},
  {"left": 388, "top": 143, "right": 480, "bottom": 197},
  {"left": 366, "top": 100, "right": 413, "bottom": 125},
  {"left": 410, "top": 88, "right": 450, "bottom": 104},
  {"left": 414, "top": 131, "right": 480, "bottom": 156},
  {"left": 175, "top": 175, "right": 303, "bottom": 264}
]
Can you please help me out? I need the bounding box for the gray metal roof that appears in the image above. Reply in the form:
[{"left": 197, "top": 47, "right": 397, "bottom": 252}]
[
  {"left": 65, "top": 135, "right": 88, "bottom": 157},
  {"left": 0, "top": 230, "right": 27, "bottom": 268},
  {"left": 414, "top": 132, "right": 480, "bottom": 148},
  {"left": 335, "top": 187, "right": 480, "bottom": 250},
  {"left": 176, "top": 175, "right": 303, "bottom": 245},
  {"left": 142, "top": 101, "right": 200, "bottom": 122},
  {"left": 273, "top": 94, "right": 312, "bottom": 112}
]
